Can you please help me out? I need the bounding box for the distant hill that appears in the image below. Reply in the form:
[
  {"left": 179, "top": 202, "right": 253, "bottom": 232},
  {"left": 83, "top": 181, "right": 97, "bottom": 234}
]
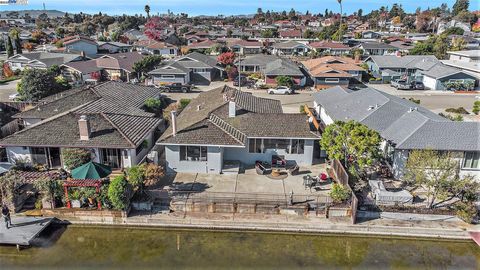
[{"left": 0, "top": 10, "right": 66, "bottom": 19}]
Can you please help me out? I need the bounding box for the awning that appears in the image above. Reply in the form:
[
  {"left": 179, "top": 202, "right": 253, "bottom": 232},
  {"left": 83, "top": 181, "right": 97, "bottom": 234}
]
[{"left": 71, "top": 161, "right": 112, "bottom": 180}]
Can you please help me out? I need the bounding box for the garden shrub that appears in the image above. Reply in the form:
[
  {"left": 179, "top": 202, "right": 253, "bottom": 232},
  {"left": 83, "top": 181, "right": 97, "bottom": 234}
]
[
  {"left": 445, "top": 107, "right": 469, "bottom": 114},
  {"left": 108, "top": 175, "right": 129, "bottom": 210},
  {"left": 329, "top": 183, "right": 351, "bottom": 203}
]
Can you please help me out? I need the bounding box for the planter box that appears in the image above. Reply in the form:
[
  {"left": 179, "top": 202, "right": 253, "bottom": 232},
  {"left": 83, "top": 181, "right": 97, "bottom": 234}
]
[
  {"left": 327, "top": 207, "right": 351, "bottom": 218},
  {"left": 71, "top": 200, "right": 81, "bottom": 208}
]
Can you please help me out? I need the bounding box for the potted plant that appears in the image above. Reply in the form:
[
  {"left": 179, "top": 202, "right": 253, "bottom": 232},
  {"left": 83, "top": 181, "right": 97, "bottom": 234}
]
[
  {"left": 69, "top": 189, "right": 81, "bottom": 208},
  {"left": 83, "top": 188, "right": 97, "bottom": 208}
]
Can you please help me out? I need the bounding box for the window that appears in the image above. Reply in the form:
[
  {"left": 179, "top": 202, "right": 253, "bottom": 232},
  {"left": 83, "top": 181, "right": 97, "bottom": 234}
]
[
  {"left": 249, "top": 139, "right": 263, "bottom": 153},
  {"left": 161, "top": 75, "right": 175, "bottom": 79},
  {"left": 325, "top": 78, "right": 340, "bottom": 83},
  {"left": 31, "top": 147, "right": 47, "bottom": 165},
  {"left": 169, "top": 49, "right": 175, "bottom": 54},
  {"left": 0, "top": 148, "right": 8, "bottom": 163},
  {"left": 180, "top": 146, "right": 207, "bottom": 161},
  {"left": 463, "top": 152, "right": 480, "bottom": 170},
  {"left": 290, "top": 139, "right": 305, "bottom": 154},
  {"left": 263, "top": 139, "right": 290, "bottom": 150}
]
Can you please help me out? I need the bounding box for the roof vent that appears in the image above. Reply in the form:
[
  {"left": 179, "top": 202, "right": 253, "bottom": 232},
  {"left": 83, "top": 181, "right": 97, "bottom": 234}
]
[
  {"left": 408, "top": 107, "right": 418, "bottom": 112},
  {"left": 368, "top": 105, "right": 375, "bottom": 111},
  {"left": 197, "top": 105, "right": 201, "bottom": 111}
]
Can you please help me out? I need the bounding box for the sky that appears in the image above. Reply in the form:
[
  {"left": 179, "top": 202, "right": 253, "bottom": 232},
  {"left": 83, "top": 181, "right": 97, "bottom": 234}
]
[{"left": 0, "top": 0, "right": 476, "bottom": 16}]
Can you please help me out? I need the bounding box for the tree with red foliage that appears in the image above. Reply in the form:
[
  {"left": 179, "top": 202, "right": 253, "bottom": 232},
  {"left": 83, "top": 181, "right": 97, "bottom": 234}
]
[
  {"left": 217, "top": 51, "right": 236, "bottom": 66},
  {"left": 90, "top": 71, "right": 102, "bottom": 81},
  {"left": 3, "top": 63, "right": 14, "bottom": 78},
  {"left": 119, "top": 35, "right": 130, "bottom": 44},
  {"left": 144, "top": 17, "right": 163, "bottom": 41}
]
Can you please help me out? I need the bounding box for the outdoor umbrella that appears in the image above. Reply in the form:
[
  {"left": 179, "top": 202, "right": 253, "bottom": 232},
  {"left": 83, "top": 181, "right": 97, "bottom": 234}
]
[{"left": 71, "top": 161, "right": 112, "bottom": 179}]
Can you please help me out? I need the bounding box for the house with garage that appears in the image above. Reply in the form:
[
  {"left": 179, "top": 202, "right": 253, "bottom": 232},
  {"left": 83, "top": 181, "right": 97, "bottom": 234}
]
[
  {"left": 364, "top": 55, "right": 440, "bottom": 83},
  {"left": 420, "top": 63, "right": 478, "bottom": 91},
  {"left": 148, "top": 52, "right": 222, "bottom": 85},
  {"left": 6, "top": 52, "right": 84, "bottom": 71},
  {"left": 227, "top": 39, "right": 263, "bottom": 55},
  {"left": 235, "top": 54, "right": 280, "bottom": 73},
  {"left": 0, "top": 82, "right": 164, "bottom": 170},
  {"left": 157, "top": 85, "right": 320, "bottom": 174},
  {"left": 98, "top": 41, "right": 133, "bottom": 54},
  {"left": 61, "top": 35, "right": 98, "bottom": 57},
  {"left": 271, "top": 41, "right": 311, "bottom": 56},
  {"left": 313, "top": 86, "right": 480, "bottom": 180},
  {"left": 358, "top": 41, "right": 398, "bottom": 56},
  {"left": 133, "top": 40, "right": 178, "bottom": 58},
  {"left": 302, "top": 56, "right": 363, "bottom": 89},
  {"left": 61, "top": 52, "right": 146, "bottom": 84},
  {"left": 264, "top": 58, "right": 306, "bottom": 87},
  {"left": 309, "top": 41, "right": 351, "bottom": 56}
]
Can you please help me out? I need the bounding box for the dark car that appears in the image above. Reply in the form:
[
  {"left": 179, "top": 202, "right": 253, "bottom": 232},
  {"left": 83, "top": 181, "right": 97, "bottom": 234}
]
[
  {"left": 233, "top": 75, "right": 248, "bottom": 87},
  {"left": 158, "top": 83, "right": 192, "bottom": 93},
  {"left": 410, "top": 81, "right": 425, "bottom": 90}
]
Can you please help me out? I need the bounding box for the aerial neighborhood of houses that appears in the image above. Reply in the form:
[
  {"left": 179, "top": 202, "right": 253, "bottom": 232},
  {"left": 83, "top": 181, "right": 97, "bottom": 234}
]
[{"left": 0, "top": 2, "right": 480, "bottom": 234}]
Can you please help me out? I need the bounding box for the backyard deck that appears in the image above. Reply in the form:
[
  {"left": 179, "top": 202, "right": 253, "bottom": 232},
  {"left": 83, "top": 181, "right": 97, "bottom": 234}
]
[{"left": 0, "top": 216, "right": 54, "bottom": 246}]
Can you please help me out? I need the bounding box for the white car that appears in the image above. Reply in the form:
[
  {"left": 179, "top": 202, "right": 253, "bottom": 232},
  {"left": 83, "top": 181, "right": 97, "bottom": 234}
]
[
  {"left": 8, "top": 93, "right": 20, "bottom": 100},
  {"left": 267, "top": 86, "right": 293, "bottom": 95}
]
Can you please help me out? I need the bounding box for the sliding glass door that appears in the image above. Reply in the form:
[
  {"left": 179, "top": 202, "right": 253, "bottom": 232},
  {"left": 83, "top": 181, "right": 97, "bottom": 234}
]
[{"left": 100, "top": 149, "right": 122, "bottom": 169}]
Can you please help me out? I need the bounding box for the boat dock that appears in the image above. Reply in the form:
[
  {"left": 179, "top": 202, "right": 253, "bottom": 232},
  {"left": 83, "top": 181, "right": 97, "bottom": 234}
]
[{"left": 0, "top": 217, "right": 54, "bottom": 247}]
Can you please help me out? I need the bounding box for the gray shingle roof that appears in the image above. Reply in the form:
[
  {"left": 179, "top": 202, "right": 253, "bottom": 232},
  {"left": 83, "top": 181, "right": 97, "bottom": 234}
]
[
  {"left": 272, "top": 41, "right": 308, "bottom": 49},
  {"left": 265, "top": 59, "right": 304, "bottom": 76},
  {"left": 314, "top": 87, "right": 480, "bottom": 151},
  {"left": 366, "top": 55, "right": 439, "bottom": 69},
  {"left": 360, "top": 42, "right": 397, "bottom": 50},
  {"left": 420, "top": 63, "right": 465, "bottom": 79}
]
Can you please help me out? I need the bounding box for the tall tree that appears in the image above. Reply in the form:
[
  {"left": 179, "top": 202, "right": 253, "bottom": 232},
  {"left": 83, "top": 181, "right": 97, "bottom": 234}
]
[
  {"left": 404, "top": 149, "right": 479, "bottom": 209},
  {"left": 452, "top": 0, "right": 469, "bottom": 16},
  {"left": 320, "top": 120, "right": 381, "bottom": 172},
  {"left": 144, "top": 5, "right": 151, "bottom": 18},
  {"left": 6, "top": 36, "right": 14, "bottom": 58},
  {"left": 357, "top": 8, "right": 363, "bottom": 18},
  {"left": 337, "top": 0, "right": 343, "bottom": 41}
]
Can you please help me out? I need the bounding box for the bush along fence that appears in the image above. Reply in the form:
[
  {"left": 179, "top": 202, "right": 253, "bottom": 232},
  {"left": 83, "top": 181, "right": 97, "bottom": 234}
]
[{"left": 328, "top": 159, "right": 358, "bottom": 224}]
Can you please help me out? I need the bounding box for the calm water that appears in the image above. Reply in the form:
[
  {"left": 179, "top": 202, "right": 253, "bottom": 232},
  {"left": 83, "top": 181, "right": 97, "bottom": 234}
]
[{"left": 0, "top": 225, "right": 478, "bottom": 269}]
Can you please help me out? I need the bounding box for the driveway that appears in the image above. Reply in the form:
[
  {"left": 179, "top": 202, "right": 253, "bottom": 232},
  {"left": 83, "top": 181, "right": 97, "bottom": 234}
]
[
  {"left": 0, "top": 79, "right": 20, "bottom": 102},
  {"left": 367, "top": 83, "right": 479, "bottom": 113}
]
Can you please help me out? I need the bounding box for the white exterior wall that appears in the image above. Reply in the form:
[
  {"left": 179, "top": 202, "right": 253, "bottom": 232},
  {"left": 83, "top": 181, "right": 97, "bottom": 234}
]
[
  {"left": 163, "top": 145, "right": 223, "bottom": 174},
  {"left": 392, "top": 149, "right": 409, "bottom": 179},
  {"left": 423, "top": 75, "right": 438, "bottom": 90},
  {"left": 320, "top": 107, "right": 334, "bottom": 125}
]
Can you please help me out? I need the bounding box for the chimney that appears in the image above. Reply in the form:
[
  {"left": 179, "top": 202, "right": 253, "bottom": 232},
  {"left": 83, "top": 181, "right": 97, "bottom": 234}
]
[
  {"left": 80, "top": 50, "right": 86, "bottom": 58},
  {"left": 228, "top": 101, "right": 236, "bottom": 118},
  {"left": 171, "top": 111, "right": 177, "bottom": 137},
  {"left": 78, "top": 115, "right": 91, "bottom": 141}
]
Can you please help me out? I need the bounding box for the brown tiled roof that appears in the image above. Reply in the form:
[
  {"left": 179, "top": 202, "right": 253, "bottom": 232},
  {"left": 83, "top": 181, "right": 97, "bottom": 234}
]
[
  {"left": 279, "top": 29, "right": 302, "bottom": 38},
  {"left": 95, "top": 52, "right": 145, "bottom": 72},
  {"left": 309, "top": 41, "right": 350, "bottom": 49},
  {"left": 1, "top": 82, "right": 163, "bottom": 148},
  {"left": 302, "top": 56, "right": 362, "bottom": 77},
  {"left": 159, "top": 85, "right": 318, "bottom": 146}
]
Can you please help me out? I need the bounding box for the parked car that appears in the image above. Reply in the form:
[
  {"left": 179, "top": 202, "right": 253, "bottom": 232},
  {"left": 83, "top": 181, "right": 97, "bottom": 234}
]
[
  {"left": 410, "top": 81, "right": 425, "bottom": 90},
  {"left": 157, "top": 83, "right": 192, "bottom": 93},
  {"left": 391, "top": 79, "right": 411, "bottom": 90},
  {"left": 267, "top": 86, "right": 293, "bottom": 95},
  {"left": 233, "top": 75, "right": 248, "bottom": 87}
]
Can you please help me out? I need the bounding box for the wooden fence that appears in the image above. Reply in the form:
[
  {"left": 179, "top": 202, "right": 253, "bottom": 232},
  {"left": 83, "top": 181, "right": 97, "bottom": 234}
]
[
  {"left": 329, "top": 159, "right": 359, "bottom": 224},
  {"left": 0, "top": 101, "right": 38, "bottom": 112}
]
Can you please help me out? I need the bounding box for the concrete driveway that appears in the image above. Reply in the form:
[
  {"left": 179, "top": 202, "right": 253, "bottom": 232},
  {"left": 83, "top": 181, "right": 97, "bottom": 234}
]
[
  {"left": 367, "top": 83, "right": 479, "bottom": 113},
  {"left": 0, "top": 79, "right": 20, "bottom": 102}
]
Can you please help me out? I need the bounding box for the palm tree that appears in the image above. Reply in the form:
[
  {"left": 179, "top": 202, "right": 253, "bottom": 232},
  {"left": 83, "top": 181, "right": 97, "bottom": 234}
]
[{"left": 145, "top": 5, "right": 151, "bottom": 18}]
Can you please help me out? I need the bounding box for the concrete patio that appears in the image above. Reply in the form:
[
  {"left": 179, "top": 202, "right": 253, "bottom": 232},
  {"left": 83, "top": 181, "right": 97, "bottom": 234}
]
[{"left": 155, "top": 162, "right": 332, "bottom": 203}]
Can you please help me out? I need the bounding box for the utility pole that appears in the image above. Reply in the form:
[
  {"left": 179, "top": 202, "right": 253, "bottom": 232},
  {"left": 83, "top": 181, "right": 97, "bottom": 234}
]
[{"left": 238, "top": 54, "right": 242, "bottom": 91}]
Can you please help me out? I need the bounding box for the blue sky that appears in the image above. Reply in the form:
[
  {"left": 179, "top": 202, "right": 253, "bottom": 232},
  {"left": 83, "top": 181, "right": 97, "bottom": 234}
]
[{"left": 0, "top": 0, "right": 474, "bottom": 16}]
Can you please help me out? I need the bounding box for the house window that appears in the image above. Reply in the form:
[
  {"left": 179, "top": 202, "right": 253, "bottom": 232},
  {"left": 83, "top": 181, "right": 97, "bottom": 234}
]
[
  {"left": 31, "top": 147, "right": 47, "bottom": 165},
  {"left": 248, "top": 139, "right": 263, "bottom": 153},
  {"left": 161, "top": 75, "right": 175, "bottom": 79},
  {"left": 263, "top": 139, "right": 290, "bottom": 150},
  {"left": 463, "top": 152, "right": 480, "bottom": 170},
  {"left": 169, "top": 49, "right": 175, "bottom": 54},
  {"left": 0, "top": 148, "right": 8, "bottom": 162},
  {"left": 180, "top": 146, "right": 207, "bottom": 161},
  {"left": 290, "top": 139, "right": 305, "bottom": 154},
  {"left": 325, "top": 78, "right": 340, "bottom": 83}
]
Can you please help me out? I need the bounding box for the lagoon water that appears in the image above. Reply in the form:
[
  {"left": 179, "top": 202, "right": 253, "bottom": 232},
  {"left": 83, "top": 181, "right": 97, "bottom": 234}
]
[{"left": 1, "top": 225, "right": 478, "bottom": 269}]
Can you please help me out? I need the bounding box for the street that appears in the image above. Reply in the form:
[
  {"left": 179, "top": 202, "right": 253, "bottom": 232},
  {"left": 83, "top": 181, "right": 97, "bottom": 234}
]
[{"left": 0, "top": 79, "right": 19, "bottom": 102}]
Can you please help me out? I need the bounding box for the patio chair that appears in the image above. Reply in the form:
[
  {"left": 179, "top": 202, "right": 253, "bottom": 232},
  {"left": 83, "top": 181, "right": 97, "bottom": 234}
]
[
  {"left": 255, "top": 161, "right": 269, "bottom": 175},
  {"left": 287, "top": 164, "right": 300, "bottom": 176}
]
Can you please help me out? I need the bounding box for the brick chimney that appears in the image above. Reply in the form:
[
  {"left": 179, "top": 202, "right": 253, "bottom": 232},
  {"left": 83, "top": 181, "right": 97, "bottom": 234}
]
[
  {"left": 228, "top": 101, "right": 236, "bottom": 118},
  {"left": 78, "top": 115, "right": 91, "bottom": 141}
]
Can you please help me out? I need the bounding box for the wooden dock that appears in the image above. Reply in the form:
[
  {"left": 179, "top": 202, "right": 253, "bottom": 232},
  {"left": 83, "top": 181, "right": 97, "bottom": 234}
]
[{"left": 0, "top": 217, "right": 54, "bottom": 246}]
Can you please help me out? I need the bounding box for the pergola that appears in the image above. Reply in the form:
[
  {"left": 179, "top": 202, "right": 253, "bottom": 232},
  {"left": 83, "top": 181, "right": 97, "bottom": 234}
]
[{"left": 63, "top": 179, "right": 103, "bottom": 210}]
